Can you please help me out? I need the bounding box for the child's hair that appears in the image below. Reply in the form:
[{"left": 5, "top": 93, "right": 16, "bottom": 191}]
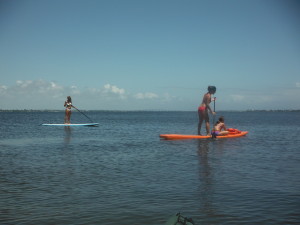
[
  {"left": 215, "top": 116, "right": 225, "bottom": 125},
  {"left": 218, "top": 116, "right": 224, "bottom": 123}
]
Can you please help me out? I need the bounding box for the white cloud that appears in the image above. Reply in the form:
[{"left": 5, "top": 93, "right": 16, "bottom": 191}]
[
  {"left": 103, "top": 84, "right": 126, "bottom": 99},
  {"left": 48, "top": 81, "right": 63, "bottom": 91},
  {"left": 16, "top": 80, "right": 32, "bottom": 87},
  {"left": 70, "top": 85, "right": 81, "bottom": 95},
  {"left": 0, "top": 85, "right": 8, "bottom": 92},
  {"left": 103, "top": 84, "right": 125, "bottom": 94},
  {"left": 0, "top": 80, "right": 66, "bottom": 109},
  {"left": 0, "top": 80, "right": 181, "bottom": 110},
  {"left": 0, "top": 80, "right": 63, "bottom": 98},
  {"left": 296, "top": 82, "right": 300, "bottom": 88},
  {"left": 13, "top": 80, "right": 63, "bottom": 95},
  {"left": 230, "top": 94, "right": 245, "bottom": 102},
  {"left": 134, "top": 92, "right": 158, "bottom": 99}
]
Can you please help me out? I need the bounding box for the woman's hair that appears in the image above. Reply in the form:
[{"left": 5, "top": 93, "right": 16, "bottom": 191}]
[
  {"left": 67, "top": 96, "right": 72, "bottom": 103},
  {"left": 208, "top": 86, "right": 216, "bottom": 94}
]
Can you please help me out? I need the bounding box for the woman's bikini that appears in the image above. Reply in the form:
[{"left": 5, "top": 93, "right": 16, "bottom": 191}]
[{"left": 65, "top": 102, "right": 72, "bottom": 111}]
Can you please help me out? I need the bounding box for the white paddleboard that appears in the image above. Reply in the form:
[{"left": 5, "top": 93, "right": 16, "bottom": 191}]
[{"left": 42, "top": 123, "right": 99, "bottom": 127}]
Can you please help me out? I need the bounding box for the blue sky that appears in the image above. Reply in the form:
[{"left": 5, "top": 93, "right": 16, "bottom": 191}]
[{"left": 0, "top": 0, "right": 299, "bottom": 110}]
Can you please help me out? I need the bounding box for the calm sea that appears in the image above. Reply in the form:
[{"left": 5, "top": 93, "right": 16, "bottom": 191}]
[{"left": 0, "top": 111, "right": 299, "bottom": 225}]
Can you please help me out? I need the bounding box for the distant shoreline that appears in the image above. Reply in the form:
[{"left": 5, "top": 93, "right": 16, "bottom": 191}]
[{"left": 0, "top": 109, "right": 299, "bottom": 112}]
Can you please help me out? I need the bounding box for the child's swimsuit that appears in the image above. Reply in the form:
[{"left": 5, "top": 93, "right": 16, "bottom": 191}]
[{"left": 211, "top": 131, "right": 220, "bottom": 136}]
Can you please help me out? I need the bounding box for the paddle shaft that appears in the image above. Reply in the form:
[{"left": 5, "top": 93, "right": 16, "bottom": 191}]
[
  {"left": 212, "top": 97, "right": 216, "bottom": 123},
  {"left": 212, "top": 97, "right": 216, "bottom": 139},
  {"left": 213, "top": 97, "right": 216, "bottom": 112},
  {"left": 73, "top": 106, "right": 93, "bottom": 122}
]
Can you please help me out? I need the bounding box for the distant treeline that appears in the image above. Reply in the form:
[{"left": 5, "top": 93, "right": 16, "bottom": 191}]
[
  {"left": 0, "top": 109, "right": 299, "bottom": 112},
  {"left": 0, "top": 109, "right": 64, "bottom": 112}
]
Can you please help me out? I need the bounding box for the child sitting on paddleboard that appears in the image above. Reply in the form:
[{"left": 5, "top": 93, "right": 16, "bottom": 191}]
[{"left": 211, "top": 116, "right": 229, "bottom": 138}]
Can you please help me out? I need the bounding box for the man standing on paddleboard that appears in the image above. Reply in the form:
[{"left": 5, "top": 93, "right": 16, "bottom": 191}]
[{"left": 198, "top": 86, "right": 216, "bottom": 136}]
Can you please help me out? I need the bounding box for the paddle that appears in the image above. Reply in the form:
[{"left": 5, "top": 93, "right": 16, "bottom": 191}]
[
  {"left": 212, "top": 97, "right": 217, "bottom": 139},
  {"left": 72, "top": 106, "right": 94, "bottom": 123},
  {"left": 213, "top": 97, "right": 216, "bottom": 121}
]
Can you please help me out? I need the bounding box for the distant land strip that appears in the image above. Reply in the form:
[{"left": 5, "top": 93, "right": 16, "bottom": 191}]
[{"left": 0, "top": 109, "right": 299, "bottom": 112}]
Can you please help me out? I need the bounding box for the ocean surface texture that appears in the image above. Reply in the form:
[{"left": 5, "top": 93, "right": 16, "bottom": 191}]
[{"left": 1, "top": 111, "right": 299, "bottom": 225}]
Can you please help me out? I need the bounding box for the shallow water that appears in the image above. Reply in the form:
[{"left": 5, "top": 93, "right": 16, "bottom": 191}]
[{"left": 0, "top": 111, "right": 299, "bottom": 224}]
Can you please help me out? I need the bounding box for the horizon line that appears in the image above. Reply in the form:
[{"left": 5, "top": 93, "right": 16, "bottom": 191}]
[{"left": 0, "top": 109, "right": 299, "bottom": 112}]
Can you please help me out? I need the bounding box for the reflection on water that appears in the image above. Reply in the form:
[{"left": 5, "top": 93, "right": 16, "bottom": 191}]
[
  {"left": 196, "top": 140, "right": 226, "bottom": 219},
  {"left": 64, "top": 126, "right": 72, "bottom": 144},
  {"left": 197, "top": 140, "right": 215, "bottom": 217}
]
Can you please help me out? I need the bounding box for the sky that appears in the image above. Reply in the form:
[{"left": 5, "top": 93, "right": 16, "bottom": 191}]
[{"left": 0, "top": 0, "right": 299, "bottom": 110}]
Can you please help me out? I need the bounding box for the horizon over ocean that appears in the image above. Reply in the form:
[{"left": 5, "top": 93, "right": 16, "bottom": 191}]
[
  {"left": 1, "top": 111, "right": 299, "bottom": 224},
  {"left": 1, "top": 109, "right": 299, "bottom": 113}
]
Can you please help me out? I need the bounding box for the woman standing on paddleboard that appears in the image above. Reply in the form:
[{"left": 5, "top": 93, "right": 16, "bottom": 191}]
[
  {"left": 64, "top": 96, "right": 73, "bottom": 124},
  {"left": 198, "top": 86, "right": 216, "bottom": 135}
]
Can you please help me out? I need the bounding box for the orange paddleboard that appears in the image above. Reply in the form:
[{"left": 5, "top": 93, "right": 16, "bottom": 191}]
[{"left": 160, "top": 131, "right": 248, "bottom": 140}]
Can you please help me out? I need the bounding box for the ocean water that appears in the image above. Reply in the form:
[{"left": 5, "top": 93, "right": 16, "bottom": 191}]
[{"left": 0, "top": 111, "right": 299, "bottom": 225}]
